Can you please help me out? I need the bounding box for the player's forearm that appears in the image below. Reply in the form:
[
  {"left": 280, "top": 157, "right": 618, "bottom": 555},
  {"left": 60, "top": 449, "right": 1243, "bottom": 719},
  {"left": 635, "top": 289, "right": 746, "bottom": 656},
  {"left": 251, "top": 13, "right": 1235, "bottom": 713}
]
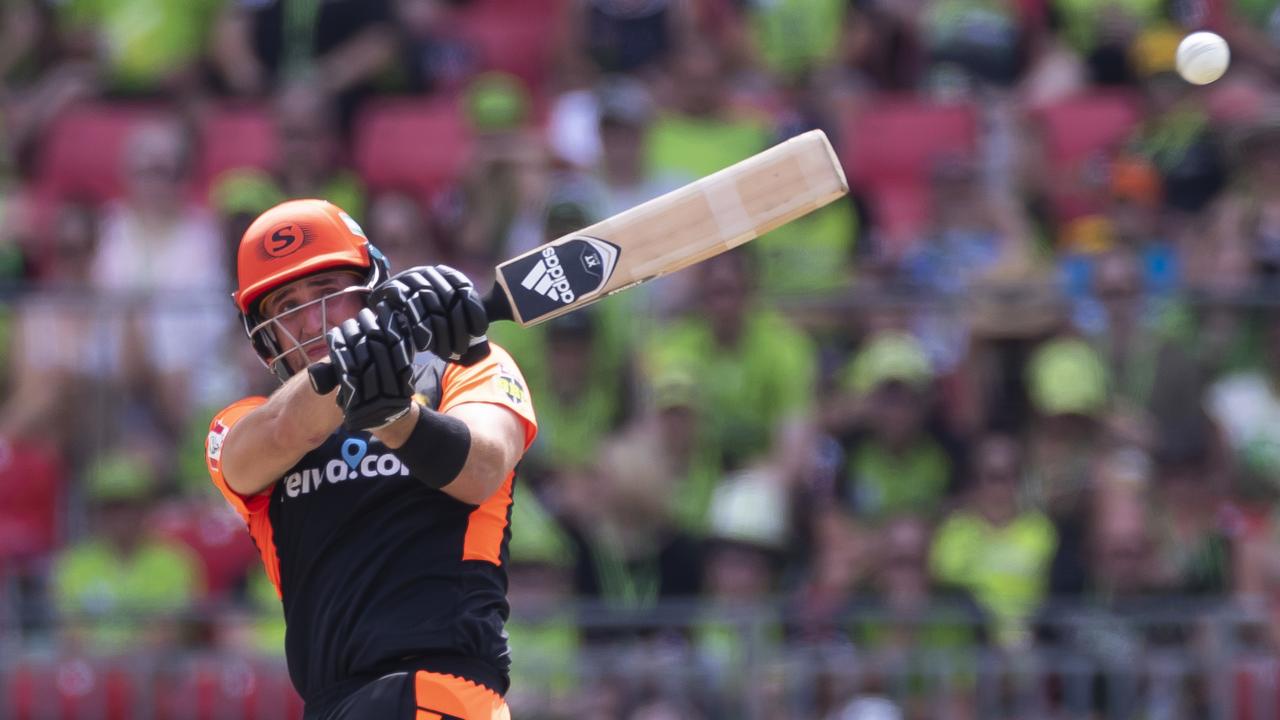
[
  {"left": 267, "top": 368, "right": 345, "bottom": 449},
  {"left": 221, "top": 370, "right": 344, "bottom": 496},
  {"left": 442, "top": 420, "right": 521, "bottom": 505},
  {"left": 380, "top": 402, "right": 524, "bottom": 505}
]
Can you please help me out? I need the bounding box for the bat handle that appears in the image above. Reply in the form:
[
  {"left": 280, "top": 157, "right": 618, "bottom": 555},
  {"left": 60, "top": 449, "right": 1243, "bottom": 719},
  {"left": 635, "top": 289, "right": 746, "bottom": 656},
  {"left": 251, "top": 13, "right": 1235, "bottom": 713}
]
[
  {"left": 483, "top": 287, "right": 514, "bottom": 323},
  {"left": 454, "top": 289, "right": 513, "bottom": 366},
  {"left": 308, "top": 362, "right": 339, "bottom": 395}
]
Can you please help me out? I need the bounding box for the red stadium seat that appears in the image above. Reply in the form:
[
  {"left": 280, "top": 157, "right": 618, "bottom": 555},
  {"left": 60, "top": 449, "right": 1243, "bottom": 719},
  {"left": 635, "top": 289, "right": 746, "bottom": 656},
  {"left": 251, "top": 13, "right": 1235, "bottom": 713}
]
[
  {"left": 35, "top": 103, "right": 170, "bottom": 204},
  {"left": 2, "top": 657, "right": 135, "bottom": 720},
  {"left": 153, "top": 655, "right": 301, "bottom": 720},
  {"left": 1033, "top": 91, "right": 1143, "bottom": 167},
  {"left": 455, "top": 0, "right": 567, "bottom": 90},
  {"left": 198, "top": 104, "right": 277, "bottom": 193},
  {"left": 1031, "top": 91, "right": 1144, "bottom": 221},
  {"left": 839, "top": 98, "right": 978, "bottom": 254},
  {"left": 354, "top": 99, "right": 473, "bottom": 206},
  {"left": 151, "top": 501, "right": 259, "bottom": 600},
  {"left": 0, "top": 439, "right": 64, "bottom": 569},
  {"left": 867, "top": 184, "right": 931, "bottom": 257},
  {"left": 842, "top": 98, "right": 979, "bottom": 188}
]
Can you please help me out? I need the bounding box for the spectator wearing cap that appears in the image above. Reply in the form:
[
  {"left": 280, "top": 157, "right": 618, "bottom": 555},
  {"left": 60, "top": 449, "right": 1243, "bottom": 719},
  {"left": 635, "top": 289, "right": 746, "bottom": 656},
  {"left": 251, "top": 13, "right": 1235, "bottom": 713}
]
[
  {"left": 51, "top": 451, "right": 204, "bottom": 654},
  {"left": 693, "top": 470, "right": 788, "bottom": 716},
  {"left": 929, "top": 434, "right": 1057, "bottom": 648},
  {"left": 1022, "top": 336, "right": 1110, "bottom": 516},
  {"left": 822, "top": 331, "right": 960, "bottom": 521},
  {"left": 646, "top": 249, "right": 818, "bottom": 481},
  {"left": 456, "top": 74, "right": 562, "bottom": 267}
]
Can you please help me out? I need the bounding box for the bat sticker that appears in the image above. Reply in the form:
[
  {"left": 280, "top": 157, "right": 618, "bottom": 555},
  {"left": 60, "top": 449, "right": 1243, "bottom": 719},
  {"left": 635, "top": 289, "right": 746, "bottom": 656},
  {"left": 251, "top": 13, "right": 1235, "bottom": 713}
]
[{"left": 499, "top": 236, "right": 620, "bottom": 323}]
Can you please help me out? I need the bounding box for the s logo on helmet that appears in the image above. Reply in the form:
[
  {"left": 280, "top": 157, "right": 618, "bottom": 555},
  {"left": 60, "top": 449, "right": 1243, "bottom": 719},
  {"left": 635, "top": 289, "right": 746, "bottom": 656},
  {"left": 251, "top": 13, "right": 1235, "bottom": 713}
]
[{"left": 265, "top": 222, "right": 306, "bottom": 258}]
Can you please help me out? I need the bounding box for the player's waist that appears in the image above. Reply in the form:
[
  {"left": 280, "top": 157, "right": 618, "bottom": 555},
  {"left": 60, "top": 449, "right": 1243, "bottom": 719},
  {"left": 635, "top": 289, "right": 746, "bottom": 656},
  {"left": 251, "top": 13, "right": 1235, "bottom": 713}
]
[{"left": 303, "top": 654, "right": 506, "bottom": 719}]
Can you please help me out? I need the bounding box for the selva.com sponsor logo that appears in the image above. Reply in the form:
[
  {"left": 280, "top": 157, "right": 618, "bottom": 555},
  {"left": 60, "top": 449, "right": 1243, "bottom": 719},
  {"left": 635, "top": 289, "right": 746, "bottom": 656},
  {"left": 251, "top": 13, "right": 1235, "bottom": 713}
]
[{"left": 284, "top": 438, "right": 409, "bottom": 498}]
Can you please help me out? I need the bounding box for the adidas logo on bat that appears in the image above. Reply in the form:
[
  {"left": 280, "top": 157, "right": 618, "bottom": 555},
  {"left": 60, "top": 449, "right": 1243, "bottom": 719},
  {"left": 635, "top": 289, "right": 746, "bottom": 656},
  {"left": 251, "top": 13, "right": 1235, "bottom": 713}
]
[{"left": 519, "top": 247, "right": 576, "bottom": 303}]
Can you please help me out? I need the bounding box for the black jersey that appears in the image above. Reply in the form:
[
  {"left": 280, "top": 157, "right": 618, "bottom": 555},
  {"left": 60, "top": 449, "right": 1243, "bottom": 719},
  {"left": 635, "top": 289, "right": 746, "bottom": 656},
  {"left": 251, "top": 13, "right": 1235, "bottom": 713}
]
[{"left": 206, "top": 345, "right": 536, "bottom": 717}]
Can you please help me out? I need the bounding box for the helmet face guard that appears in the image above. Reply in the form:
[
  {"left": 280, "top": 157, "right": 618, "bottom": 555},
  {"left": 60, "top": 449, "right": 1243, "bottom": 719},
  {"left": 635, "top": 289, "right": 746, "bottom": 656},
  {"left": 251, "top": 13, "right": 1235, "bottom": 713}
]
[{"left": 243, "top": 283, "right": 374, "bottom": 383}]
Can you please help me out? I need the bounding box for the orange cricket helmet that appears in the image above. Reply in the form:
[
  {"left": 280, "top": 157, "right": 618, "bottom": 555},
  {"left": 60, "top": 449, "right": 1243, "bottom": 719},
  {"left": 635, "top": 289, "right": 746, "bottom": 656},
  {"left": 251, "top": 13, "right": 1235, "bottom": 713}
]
[{"left": 234, "top": 199, "right": 390, "bottom": 380}]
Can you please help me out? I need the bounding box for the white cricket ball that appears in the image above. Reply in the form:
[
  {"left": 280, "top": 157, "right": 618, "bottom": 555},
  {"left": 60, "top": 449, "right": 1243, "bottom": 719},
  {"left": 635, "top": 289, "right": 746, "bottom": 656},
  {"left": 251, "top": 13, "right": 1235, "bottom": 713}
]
[{"left": 1176, "top": 31, "right": 1230, "bottom": 85}]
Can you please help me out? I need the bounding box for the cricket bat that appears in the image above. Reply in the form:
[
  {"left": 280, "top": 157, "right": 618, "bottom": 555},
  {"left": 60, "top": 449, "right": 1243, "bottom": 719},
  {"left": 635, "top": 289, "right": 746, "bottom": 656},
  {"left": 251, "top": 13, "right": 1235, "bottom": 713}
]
[
  {"left": 312, "top": 129, "right": 846, "bottom": 387},
  {"left": 485, "top": 129, "right": 847, "bottom": 327}
]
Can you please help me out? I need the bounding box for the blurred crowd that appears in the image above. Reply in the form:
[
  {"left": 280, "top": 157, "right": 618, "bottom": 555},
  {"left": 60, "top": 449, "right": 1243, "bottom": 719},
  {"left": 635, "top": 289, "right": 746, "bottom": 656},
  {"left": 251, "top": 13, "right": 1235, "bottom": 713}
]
[{"left": 6, "top": 0, "right": 1280, "bottom": 718}]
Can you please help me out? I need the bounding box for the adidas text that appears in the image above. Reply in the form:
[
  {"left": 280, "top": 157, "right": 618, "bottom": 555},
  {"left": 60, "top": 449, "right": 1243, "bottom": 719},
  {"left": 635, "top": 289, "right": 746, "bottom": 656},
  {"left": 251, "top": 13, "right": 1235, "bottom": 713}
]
[{"left": 520, "top": 248, "right": 576, "bottom": 304}]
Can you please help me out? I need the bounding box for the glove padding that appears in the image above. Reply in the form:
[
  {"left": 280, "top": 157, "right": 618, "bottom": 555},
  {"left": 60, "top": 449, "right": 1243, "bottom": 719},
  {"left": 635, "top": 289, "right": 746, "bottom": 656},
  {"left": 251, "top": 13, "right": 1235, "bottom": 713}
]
[
  {"left": 369, "top": 265, "right": 488, "bottom": 362},
  {"left": 326, "top": 307, "right": 416, "bottom": 431}
]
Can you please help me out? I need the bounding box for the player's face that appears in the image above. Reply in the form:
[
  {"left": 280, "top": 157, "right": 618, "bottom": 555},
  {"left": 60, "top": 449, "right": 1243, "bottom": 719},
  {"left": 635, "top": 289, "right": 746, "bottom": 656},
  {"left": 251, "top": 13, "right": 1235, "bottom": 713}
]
[{"left": 259, "top": 270, "right": 367, "bottom": 374}]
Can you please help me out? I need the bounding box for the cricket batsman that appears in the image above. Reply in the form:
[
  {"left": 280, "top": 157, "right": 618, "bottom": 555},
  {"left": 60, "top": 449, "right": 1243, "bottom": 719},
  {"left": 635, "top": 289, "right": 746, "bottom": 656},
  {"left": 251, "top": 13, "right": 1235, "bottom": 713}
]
[{"left": 204, "top": 199, "right": 536, "bottom": 719}]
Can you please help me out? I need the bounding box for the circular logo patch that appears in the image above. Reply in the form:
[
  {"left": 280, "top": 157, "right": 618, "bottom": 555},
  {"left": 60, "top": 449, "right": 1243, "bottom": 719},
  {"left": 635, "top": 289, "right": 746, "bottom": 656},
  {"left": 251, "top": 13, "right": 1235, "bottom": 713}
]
[{"left": 265, "top": 222, "right": 304, "bottom": 258}]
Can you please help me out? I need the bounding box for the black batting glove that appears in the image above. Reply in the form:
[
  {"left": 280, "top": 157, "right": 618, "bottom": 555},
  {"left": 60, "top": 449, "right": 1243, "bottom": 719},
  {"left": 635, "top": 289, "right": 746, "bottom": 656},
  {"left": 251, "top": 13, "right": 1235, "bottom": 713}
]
[
  {"left": 369, "top": 265, "right": 489, "bottom": 362},
  {"left": 325, "top": 307, "right": 416, "bottom": 431}
]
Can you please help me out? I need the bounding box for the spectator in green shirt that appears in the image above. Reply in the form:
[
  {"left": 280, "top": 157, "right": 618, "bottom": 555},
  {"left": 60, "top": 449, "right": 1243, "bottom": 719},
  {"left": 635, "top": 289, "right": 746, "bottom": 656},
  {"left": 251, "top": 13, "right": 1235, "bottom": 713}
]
[
  {"left": 646, "top": 249, "right": 818, "bottom": 477},
  {"left": 52, "top": 450, "right": 204, "bottom": 654},
  {"left": 56, "top": 0, "right": 223, "bottom": 94},
  {"left": 930, "top": 434, "right": 1058, "bottom": 648},
  {"left": 823, "top": 331, "right": 960, "bottom": 520},
  {"left": 742, "top": 0, "right": 848, "bottom": 80},
  {"left": 646, "top": 44, "right": 771, "bottom": 184}
]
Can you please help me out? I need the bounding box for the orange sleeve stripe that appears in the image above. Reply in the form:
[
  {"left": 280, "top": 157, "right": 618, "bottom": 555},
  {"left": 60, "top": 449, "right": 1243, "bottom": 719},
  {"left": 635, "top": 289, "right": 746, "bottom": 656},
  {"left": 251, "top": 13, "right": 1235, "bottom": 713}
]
[
  {"left": 206, "top": 396, "right": 283, "bottom": 597},
  {"left": 206, "top": 397, "right": 270, "bottom": 521},
  {"left": 249, "top": 511, "right": 283, "bottom": 599},
  {"left": 462, "top": 474, "right": 514, "bottom": 566},
  {"left": 439, "top": 343, "right": 537, "bottom": 451}
]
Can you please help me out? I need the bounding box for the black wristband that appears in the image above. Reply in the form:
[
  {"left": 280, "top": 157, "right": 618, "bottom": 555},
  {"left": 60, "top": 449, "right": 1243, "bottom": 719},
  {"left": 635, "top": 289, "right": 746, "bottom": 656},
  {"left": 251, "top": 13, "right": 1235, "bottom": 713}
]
[{"left": 395, "top": 407, "right": 472, "bottom": 490}]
